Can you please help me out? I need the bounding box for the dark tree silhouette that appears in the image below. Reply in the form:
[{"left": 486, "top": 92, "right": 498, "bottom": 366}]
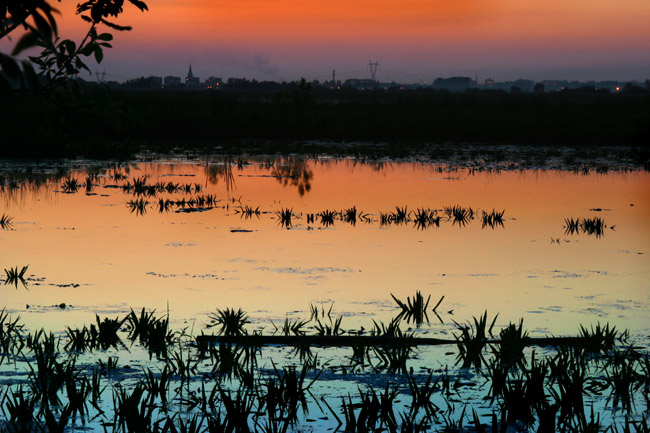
[{"left": 1, "top": 0, "right": 148, "bottom": 94}]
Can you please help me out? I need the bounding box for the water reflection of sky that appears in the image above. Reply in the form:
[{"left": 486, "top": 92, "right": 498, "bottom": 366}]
[{"left": 1, "top": 158, "right": 648, "bottom": 338}]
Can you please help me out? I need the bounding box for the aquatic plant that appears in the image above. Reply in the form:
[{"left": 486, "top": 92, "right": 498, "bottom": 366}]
[
  {"left": 313, "top": 314, "right": 344, "bottom": 336},
  {"left": 391, "top": 291, "right": 431, "bottom": 326},
  {"left": 481, "top": 209, "right": 505, "bottom": 229},
  {"left": 392, "top": 205, "right": 410, "bottom": 224},
  {"left": 130, "top": 176, "right": 150, "bottom": 196},
  {"left": 453, "top": 311, "right": 497, "bottom": 369},
  {"left": 126, "top": 308, "right": 174, "bottom": 357},
  {"left": 207, "top": 308, "right": 249, "bottom": 337},
  {"left": 580, "top": 217, "right": 606, "bottom": 237},
  {"left": 318, "top": 209, "right": 336, "bottom": 227},
  {"left": 0, "top": 309, "right": 25, "bottom": 359},
  {"left": 578, "top": 322, "right": 619, "bottom": 354},
  {"left": 127, "top": 198, "right": 149, "bottom": 215},
  {"left": 379, "top": 212, "right": 392, "bottom": 227},
  {"left": 491, "top": 319, "right": 529, "bottom": 369},
  {"left": 413, "top": 208, "right": 440, "bottom": 230},
  {"left": 0, "top": 213, "right": 14, "bottom": 229},
  {"left": 443, "top": 205, "right": 475, "bottom": 227},
  {"left": 564, "top": 217, "right": 580, "bottom": 235},
  {"left": 271, "top": 316, "right": 309, "bottom": 336},
  {"left": 276, "top": 207, "right": 293, "bottom": 228},
  {"left": 343, "top": 206, "right": 358, "bottom": 226},
  {"left": 158, "top": 198, "right": 174, "bottom": 213},
  {"left": 4, "top": 265, "right": 29, "bottom": 288},
  {"left": 405, "top": 370, "right": 441, "bottom": 421},
  {"left": 61, "top": 176, "right": 80, "bottom": 193},
  {"left": 236, "top": 205, "right": 261, "bottom": 219}
]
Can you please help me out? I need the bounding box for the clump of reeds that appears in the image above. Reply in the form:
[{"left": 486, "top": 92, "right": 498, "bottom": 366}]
[
  {"left": 564, "top": 217, "right": 606, "bottom": 237},
  {"left": 392, "top": 206, "right": 410, "bottom": 224},
  {"left": 453, "top": 311, "right": 497, "bottom": 369},
  {"left": 157, "top": 198, "right": 174, "bottom": 213},
  {"left": 318, "top": 209, "right": 336, "bottom": 227},
  {"left": 61, "top": 176, "right": 80, "bottom": 193},
  {"left": 481, "top": 209, "right": 505, "bottom": 229},
  {"left": 126, "top": 308, "right": 174, "bottom": 357},
  {"left": 343, "top": 206, "right": 358, "bottom": 226},
  {"left": 581, "top": 217, "right": 606, "bottom": 237},
  {"left": 127, "top": 199, "right": 148, "bottom": 216},
  {"left": 391, "top": 291, "right": 431, "bottom": 325},
  {"left": 0, "top": 213, "right": 13, "bottom": 229},
  {"left": 236, "top": 205, "right": 260, "bottom": 219},
  {"left": 578, "top": 322, "right": 619, "bottom": 354},
  {"left": 207, "top": 308, "right": 249, "bottom": 336},
  {"left": 412, "top": 208, "right": 440, "bottom": 230},
  {"left": 276, "top": 208, "right": 294, "bottom": 228},
  {"left": 564, "top": 217, "right": 580, "bottom": 235},
  {"left": 4, "top": 265, "right": 28, "bottom": 288},
  {"left": 443, "top": 205, "right": 475, "bottom": 227}
]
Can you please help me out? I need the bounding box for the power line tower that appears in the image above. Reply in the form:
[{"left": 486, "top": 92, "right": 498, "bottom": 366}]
[
  {"left": 368, "top": 60, "right": 379, "bottom": 83},
  {"left": 95, "top": 69, "right": 106, "bottom": 84}
]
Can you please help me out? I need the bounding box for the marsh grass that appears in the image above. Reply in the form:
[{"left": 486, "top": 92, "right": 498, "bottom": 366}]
[
  {"left": 444, "top": 205, "right": 475, "bottom": 227},
  {"left": 318, "top": 209, "right": 336, "bottom": 227},
  {"left": 207, "top": 308, "right": 249, "bottom": 337},
  {"left": 564, "top": 217, "right": 607, "bottom": 237},
  {"left": 127, "top": 198, "right": 149, "bottom": 215},
  {"left": 236, "top": 205, "right": 261, "bottom": 219},
  {"left": 578, "top": 322, "right": 620, "bottom": 354},
  {"left": 481, "top": 209, "right": 505, "bottom": 229},
  {"left": 276, "top": 208, "right": 294, "bottom": 228},
  {"left": 453, "top": 311, "right": 497, "bottom": 369},
  {"left": 61, "top": 176, "right": 80, "bottom": 193},
  {"left": 4, "top": 265, "right": 29, "bottom": 288},
  {"left": 0, "top": 213, "right": 14, "bottom": 229},
  {"left": 126, "top": 308, "right": 174, "bottom": 358},
  {"left": 413, "top": 208, "right": 440, "bottom": 230},
  {"left": 1, "top": 299, "right": 648, "bottom": 432},
  {"left": 391, "top": 291, "right": 430, "bottom": 325},
  {"left": 0, "top": 308, "right": 25, "bottom": 360},
  {"left": 580, "top": 217, "right": 606, "bottom": 237},
  {"left": 392, "top": 206, "right": 410, "bottom": 224},
  {"left": 271, "top": 316, "right": 309, "bottom": 336}
]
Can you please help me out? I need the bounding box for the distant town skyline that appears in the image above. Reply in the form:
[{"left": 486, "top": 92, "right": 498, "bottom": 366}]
[{"left": 2, "top": 0, "right": 649, "bottom": 83}]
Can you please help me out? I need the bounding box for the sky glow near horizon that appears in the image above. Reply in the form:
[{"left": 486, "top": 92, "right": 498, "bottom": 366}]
[{"left": 3, "top": 0, "right": 650, "bottom": 83}]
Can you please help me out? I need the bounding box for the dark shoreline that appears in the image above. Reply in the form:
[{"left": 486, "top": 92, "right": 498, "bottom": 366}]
[{"left": 1, "top": 89, "right": 649, "bottom": 159}]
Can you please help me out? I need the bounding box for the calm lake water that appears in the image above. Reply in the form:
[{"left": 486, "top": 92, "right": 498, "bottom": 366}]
[{"left": 2, "top": 156, "right": 648, "bottom": 338}]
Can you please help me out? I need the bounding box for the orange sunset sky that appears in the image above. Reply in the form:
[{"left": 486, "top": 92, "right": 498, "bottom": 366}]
[{"left": 3, "top": 0, "right": 650, "bottom": 82}]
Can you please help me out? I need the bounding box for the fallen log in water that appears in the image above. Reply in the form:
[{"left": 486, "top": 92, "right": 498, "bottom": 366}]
[{"left": 195, "top": 334, "right": 589, "bottom": 347}]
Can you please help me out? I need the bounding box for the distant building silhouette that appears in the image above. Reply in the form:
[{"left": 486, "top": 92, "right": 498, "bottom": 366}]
[
  {"left": 205, "top": 76, "right": 222, "bottom": 90},
  {"left": 185, "top": 63, "right": 200, "bottom": 87},
  {"left": 164, "top": 76, "right": 181, "bottom": 87},
  {"left": 485, "top": 77, "right": 494, "bottom": 88}
]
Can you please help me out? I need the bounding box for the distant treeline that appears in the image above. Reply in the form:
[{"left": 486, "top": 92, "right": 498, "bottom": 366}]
[{"left": 1, "top": 86, "right": 649, "bottom": 158}]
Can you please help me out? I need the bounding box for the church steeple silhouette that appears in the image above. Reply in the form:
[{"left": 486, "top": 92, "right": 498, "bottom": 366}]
[{"left": 187, "top": 63, "right": 193, "bottom": 79}]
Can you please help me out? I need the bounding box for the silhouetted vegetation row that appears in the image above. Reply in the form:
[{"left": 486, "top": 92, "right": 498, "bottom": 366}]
[{"left": 1, "top": 89, "right": 649, "bottom": 157}]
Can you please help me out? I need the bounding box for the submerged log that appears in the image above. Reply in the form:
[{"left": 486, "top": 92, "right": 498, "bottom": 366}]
[{"left": 195, "top": 334, "right": 588, "bottom": 348}]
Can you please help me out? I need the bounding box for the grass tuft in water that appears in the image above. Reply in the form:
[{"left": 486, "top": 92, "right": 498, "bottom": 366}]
[
  {"left": 453, "top": 311, "right": 498, "bottom": 369},
  {"left": 276, "top": 207, "right": 294, "bottom": 228},
  {"left": 391, "top": 291, "right": 431, "bottom": 326},
  {"left": 481, "top": 209, "right": 505, "bottom": 229},
  {"left": 207, "top": 308, "right": 249, "bottom": 336},
  {"left": 4, "top": 265, "right": 29, "bottom": 288},
  {"left": 0, "top": 213, "right": 14, "bottom": 229},
  {"left": 61, "top": 176, "right": 80, "bottom": 193}
]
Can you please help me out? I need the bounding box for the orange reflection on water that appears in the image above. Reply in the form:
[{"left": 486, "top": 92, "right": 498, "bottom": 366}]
[{"left": 1, "top": 159, "right": 648, "bottom": 337}]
